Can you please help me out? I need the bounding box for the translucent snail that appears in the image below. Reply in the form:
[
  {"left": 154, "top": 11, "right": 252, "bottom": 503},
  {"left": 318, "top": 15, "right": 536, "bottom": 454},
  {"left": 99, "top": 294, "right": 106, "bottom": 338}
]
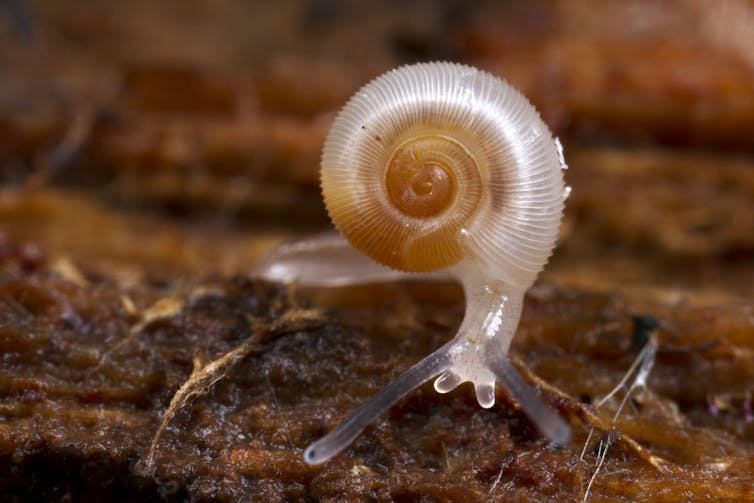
[{"left": 255, "top": 62, "right": 571, "bottom": 464}]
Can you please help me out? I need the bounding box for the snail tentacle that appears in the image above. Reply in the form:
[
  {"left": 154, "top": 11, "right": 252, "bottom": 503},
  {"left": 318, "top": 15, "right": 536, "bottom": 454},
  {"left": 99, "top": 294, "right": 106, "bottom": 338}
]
[
  {"left": 304, "top": 344, "right": 452, "bottom": 465},
  {"left": 487, "top": 352, "right": 571, "bottom": 446}
]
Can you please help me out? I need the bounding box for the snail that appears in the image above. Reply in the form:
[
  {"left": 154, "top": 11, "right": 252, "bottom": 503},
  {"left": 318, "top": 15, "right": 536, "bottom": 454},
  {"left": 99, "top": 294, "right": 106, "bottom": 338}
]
[{"left": 255, "top": 62, "right": 571, "bottom": 464}]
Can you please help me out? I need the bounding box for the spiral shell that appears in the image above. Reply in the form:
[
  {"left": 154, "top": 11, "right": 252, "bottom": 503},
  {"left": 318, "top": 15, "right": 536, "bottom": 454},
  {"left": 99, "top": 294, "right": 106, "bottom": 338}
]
[{"left": 321, "top": 62, "right": 565, "bottom": 286}]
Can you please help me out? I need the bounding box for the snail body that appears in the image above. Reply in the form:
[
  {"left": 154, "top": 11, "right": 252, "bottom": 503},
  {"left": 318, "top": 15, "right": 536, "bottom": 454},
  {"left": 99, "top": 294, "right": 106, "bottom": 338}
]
[{"left": 256, "top": 62, "right": 570, "bottom": 464}]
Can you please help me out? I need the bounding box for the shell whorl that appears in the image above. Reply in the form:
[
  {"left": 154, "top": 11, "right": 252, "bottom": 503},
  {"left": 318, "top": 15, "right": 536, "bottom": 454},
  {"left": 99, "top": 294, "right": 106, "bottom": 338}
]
[{"left": 321, "top": 62, "right": 565, "bottom": 287}]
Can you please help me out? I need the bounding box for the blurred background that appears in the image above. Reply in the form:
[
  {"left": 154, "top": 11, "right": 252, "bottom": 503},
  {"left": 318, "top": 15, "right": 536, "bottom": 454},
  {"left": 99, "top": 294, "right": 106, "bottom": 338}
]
[{"left": 1, "top": 0, "right": 752, "bottom": 300}]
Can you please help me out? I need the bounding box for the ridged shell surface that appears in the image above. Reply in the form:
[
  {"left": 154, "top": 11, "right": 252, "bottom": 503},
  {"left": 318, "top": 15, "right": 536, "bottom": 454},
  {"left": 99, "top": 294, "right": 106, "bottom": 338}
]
[{"left": 321, "top": 62, "right": 565, "bottom": 287}]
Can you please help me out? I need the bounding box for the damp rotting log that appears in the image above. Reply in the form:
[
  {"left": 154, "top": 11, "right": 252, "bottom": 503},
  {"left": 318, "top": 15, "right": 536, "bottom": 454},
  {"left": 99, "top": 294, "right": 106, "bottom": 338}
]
[{"left": 0, "top": 242, "right": 753, "bottom": 501}]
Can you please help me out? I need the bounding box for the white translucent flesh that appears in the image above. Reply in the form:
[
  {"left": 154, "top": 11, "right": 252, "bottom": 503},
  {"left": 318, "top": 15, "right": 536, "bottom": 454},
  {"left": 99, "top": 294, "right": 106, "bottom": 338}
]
[
  {"left": 303, "top": 273, "right": 570, "bottom": 465},
  {"left": 435, "top": 271, "right": 570, "bottom": 445},
  {"left": 253, "top": 233, "right": 451, "bottom": 286}
]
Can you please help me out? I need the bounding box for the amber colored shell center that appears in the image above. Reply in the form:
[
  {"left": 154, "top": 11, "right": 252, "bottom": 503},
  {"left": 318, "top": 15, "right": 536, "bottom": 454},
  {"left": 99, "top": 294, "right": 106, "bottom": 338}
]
[{"left": 385, "top": 137, "right": 461, "bottom": 218}]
